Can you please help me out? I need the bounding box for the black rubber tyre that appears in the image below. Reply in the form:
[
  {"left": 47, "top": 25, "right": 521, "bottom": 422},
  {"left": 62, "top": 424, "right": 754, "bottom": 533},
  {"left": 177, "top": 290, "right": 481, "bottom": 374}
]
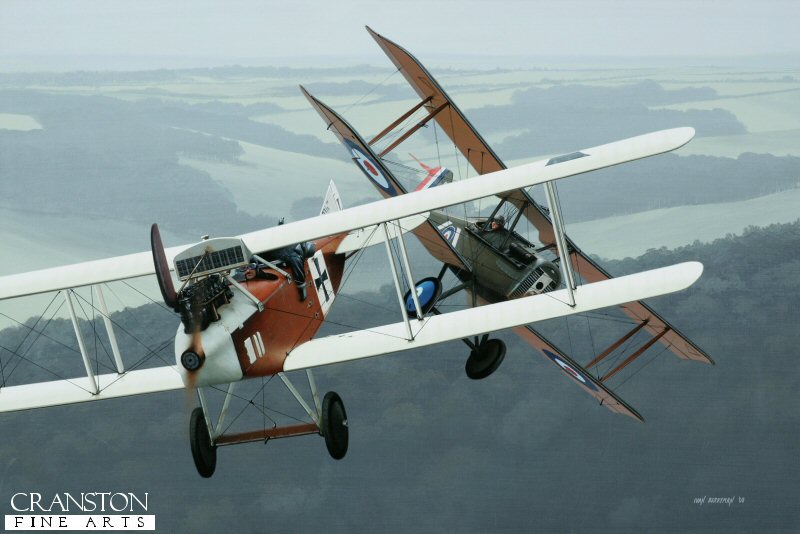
[
  {"left": 189, "top": 407, "right": 217, "bottom": 478},
  {"left": 465, "top": 338, "right": 506, "bottom": 380},
  {"left": 321, "top": 391, "right": 348, "bottom": 460}
]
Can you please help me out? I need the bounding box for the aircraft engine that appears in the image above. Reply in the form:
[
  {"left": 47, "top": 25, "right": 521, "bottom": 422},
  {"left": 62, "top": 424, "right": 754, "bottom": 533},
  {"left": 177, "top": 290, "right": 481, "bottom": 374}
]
[{"left": 510, "top": 259, "right": 561, "bottom": 297}]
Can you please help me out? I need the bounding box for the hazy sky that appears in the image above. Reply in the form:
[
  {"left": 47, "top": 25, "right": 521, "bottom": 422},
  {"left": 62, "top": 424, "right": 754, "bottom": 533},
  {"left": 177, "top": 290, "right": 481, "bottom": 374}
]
[{"left": 1, "top": 0, "right": 798, "bottom": 66}]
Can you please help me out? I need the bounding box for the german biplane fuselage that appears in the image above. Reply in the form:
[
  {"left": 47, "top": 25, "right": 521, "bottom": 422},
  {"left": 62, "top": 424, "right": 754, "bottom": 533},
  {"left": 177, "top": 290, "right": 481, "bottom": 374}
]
[{"left": 161, "top": 231, "right": 347, "bottom": 388}]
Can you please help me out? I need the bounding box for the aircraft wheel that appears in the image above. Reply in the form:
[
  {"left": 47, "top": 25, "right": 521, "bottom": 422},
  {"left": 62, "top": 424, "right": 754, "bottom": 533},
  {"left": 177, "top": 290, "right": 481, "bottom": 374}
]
[
  {"left": 189, "top": 407, "right": 217, "bottom": 478},
  {"left": 465, "top": 338, "right": 506, "bottom": 380},
  {"left": 321, "top": 391, "right": 348, "bottom": 460}
]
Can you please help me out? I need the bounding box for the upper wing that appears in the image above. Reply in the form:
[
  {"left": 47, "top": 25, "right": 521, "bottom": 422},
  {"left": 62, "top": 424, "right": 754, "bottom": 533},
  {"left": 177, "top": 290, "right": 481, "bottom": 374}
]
[
  {"left": 0, "top": 127, "right": 693, "bottom": 301},
  {"left": 367, "top": 26, "right": 713, "bottom": 365}
]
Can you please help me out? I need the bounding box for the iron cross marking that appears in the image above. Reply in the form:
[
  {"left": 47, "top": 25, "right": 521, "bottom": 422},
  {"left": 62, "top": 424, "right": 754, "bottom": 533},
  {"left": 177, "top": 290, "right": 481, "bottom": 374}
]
[{"left": 313, "top": 256, "right": 330, "bottom": 302}]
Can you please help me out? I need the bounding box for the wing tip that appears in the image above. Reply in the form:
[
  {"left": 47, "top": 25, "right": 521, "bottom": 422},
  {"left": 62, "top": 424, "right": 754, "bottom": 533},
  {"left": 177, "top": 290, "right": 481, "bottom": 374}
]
[
  {"left": 673, "top": 126, "right": 696, "bottom": 149},
  {"left": 365, "top": 25, "right": 381, "bottom": 40},
  {"left": 676, "top": 260, "right": 704, "bottom": 289},
  {"left": 689, "top": 260, "right": 704, "bottom": 281}
]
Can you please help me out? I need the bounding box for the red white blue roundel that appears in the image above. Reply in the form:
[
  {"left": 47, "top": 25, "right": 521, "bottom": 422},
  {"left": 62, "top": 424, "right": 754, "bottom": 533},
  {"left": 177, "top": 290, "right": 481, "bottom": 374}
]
[
  {"left": 436, "top": 220, "right": 461, "bottom": 247},
  {"left": 543, "top": 349, "right": 597, "bottom": 391},
  {"left": 441, "top": 225, "right": 457, "bottom": 241},
  {"left": 345, "top": 139, "right": 397, "bottom": 196}
]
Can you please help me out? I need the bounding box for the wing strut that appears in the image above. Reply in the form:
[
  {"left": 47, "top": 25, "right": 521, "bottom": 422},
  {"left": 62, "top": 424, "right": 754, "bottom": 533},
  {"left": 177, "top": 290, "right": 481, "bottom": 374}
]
[
  {"left": 382, "top": 221, "right": 424, "bottom": 340},
  {"left": 370, "top": 96, "right": 433, "bottom": 146},
  {"left": 279, "top": 372, "right": 320, "bottom": 426},
  {"left": 378, "top": 102, "right": 449, "bottom": 157},
  {"left": 391, "top": 222, "right": 425, "bottom": 320},
  {"left": 64, "top": 290, "right": 99, "bottom": 394},
  {"left": 96, "top": 285, "right": 124, "bottom": 374},
  {"left": 585, "top": 319, "right": 649, "bottom": 370},
  {"left": 602, "top": 327, "right": 670, "bottom": 382},
  {"left": 198, "top": 375, "right": 324, "bottom": 448},
  {"left": 544, "top": 181, "right": 576, "bottom": 306}
]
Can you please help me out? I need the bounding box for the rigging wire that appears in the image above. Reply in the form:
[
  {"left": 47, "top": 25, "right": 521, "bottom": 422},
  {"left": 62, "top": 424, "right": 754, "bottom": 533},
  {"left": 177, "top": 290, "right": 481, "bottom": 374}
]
[
  {"left": 335, "top": 221, "right": 400, "bottom": 316},
  {"left": 615, "top": 344, "right": 670, "bottom": 390},
  {"left": 381, "top": 158, "right": 427, "bottom": 176},
  {"left": 72, "top": 291, "right": 175, "bottom": 368},
  {"left": 447, "top": 107, "right": 464, "bottom": 182},
  {"left": 210, "top": 377, "right": 276, "bottom": 436},
  {"left": 2, "top": 296, "right": 77, "bottom": 384},
  {"left": 597, "top": 328, "right": 640, "bottom": 379},
  {"left": 73, "top": 289, "right": 116, "bottom": 374},
  {"left": 340, "top": 67, "right": 400, "bottom": 116},
  {"left": 585, "top": 314, "right": 597, "bottom": 368},
  {"left": 5, "top": 291, "right": 63, "bottom": 379},
  {"left": 433, "top": 118, "right": 442, "bottom": 167},
  {"left": 0, "top": 339, "right": 91, "bottom": 392},
  {"left": 121, "top": 280, "right": 175, "bottom": 315},
  {"left": 209, "top": 374, "right": 314, "bottom": 439}
]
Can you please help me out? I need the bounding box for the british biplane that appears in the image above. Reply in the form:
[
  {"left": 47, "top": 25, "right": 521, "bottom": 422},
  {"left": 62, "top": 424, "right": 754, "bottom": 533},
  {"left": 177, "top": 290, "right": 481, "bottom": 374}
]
[
  {"left": 300, "top": 26, "right": 714, "bottom": 416},
  {"left": 0, "top": 30, "right": 709, "bottom": 479}
]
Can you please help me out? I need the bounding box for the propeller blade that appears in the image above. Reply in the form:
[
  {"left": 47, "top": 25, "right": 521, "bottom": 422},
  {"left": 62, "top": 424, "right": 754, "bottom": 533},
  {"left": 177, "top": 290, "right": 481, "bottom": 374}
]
[{"left": 151, "top": 223, "right": 178, "bottom": 310}]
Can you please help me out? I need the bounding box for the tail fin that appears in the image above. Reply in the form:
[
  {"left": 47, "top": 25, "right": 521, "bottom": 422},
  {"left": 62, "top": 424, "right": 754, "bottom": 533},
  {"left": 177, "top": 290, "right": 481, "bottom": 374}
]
[
  {"left": 319, "top": 180, "right": 343, "bottom": 215},
  {"left": 409, "top": 153, "right": 453, "bottom": 192}
]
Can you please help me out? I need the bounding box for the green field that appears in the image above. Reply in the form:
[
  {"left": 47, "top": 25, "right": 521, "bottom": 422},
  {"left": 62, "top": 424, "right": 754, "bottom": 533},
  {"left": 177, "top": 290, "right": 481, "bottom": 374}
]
[
  {"left": 3, "top": 59, "right": 799, "bottom": 301},
  {"left": 0, "top": 113, "right": 42, "bottom": 130},
  {"left": 178, "top": 140, "right": 374, "bottom": 217},
  {"left": 568, "top": 187, "right": 800, "bottom": 259}
]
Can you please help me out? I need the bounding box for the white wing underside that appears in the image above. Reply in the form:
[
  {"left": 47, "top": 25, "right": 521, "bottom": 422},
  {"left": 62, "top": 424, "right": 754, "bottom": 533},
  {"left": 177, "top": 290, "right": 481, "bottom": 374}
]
[
  {"left": 0, "top": 366, "right": 184, "bottom": 413},
  {"left": 0, "top": 128, "right": 694, "bottom": 300},
  {"left": 0, "top": 127, "right": 699, "bottom": 413},
  {"left": 0, "top": 262, "right": 702, "bottom": 413},
  {"left": 284, "top": 262, "right": 703, "bottom": 371}
]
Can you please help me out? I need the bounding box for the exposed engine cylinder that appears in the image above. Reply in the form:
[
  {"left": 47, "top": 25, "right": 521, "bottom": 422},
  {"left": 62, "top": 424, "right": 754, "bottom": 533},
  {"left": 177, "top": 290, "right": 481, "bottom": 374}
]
[
  {"left": 178, "top": 274, "right": 233, "bottom": 334},
  {"left": 510, "top": 259, "right": 561, "bottom": 298}
]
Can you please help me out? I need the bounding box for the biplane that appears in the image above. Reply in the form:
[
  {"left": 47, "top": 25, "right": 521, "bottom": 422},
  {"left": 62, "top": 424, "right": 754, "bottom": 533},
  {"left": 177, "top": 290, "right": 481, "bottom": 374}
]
[
  {"left": 301, "top": 26, "right": 713, "bottom": 412},
  {"left": 0, "top": 29, "right": 710, "bottom": 479}
]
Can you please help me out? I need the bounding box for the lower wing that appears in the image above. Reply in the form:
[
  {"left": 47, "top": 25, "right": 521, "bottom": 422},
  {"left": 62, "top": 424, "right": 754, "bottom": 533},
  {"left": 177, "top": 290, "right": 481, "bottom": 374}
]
[{"left": 284, "top": 262, "right": 702, "bottom": 374}]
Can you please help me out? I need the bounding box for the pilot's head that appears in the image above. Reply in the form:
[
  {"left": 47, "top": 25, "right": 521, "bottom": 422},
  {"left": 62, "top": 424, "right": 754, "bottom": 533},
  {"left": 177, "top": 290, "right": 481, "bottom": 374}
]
[
  {"left": 244, "top": 262, "right": 259, "bottom": 280},
  {"left": 491, "top": 215, "right": 505, "bottom": 231}
]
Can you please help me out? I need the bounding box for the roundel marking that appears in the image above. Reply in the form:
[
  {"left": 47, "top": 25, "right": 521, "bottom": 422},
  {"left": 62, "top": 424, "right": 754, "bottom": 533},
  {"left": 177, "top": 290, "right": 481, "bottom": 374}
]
[
  {"left": 351, "top": 147, "right": 389, "bottom": 189},
  {"left": 344, "top": 139, "right": 396, "bottom": 195},
  {"left": 436, "top": 220, "right": 462, "bottom": 247},
  {"left": 362, "top": 158, "right": 379, "bottom": 176},
  {"left": 441, "top": 225, "right": 457, "bottom": 241},
  {"left": 543, "top": 349, "right": 597, "bottom": 392}
]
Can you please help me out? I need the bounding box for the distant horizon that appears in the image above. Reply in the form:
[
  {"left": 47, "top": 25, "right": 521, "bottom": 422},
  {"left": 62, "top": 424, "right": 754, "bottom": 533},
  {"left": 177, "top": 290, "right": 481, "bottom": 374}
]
[{"left": 3, "top": 52, "right": 799, "bottom": 73}]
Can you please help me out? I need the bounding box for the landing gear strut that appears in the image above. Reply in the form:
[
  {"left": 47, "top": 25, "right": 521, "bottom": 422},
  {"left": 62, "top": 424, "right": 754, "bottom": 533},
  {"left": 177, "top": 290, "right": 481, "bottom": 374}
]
[
  {"left": 464, "top": 335, "right": 506, "bottom": 380},
  {"left": 321, "top": 391, "right": 348, "bottom": 460},
  {"left": 189, "top": 407, "right": 217, "bottom": 478}
]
